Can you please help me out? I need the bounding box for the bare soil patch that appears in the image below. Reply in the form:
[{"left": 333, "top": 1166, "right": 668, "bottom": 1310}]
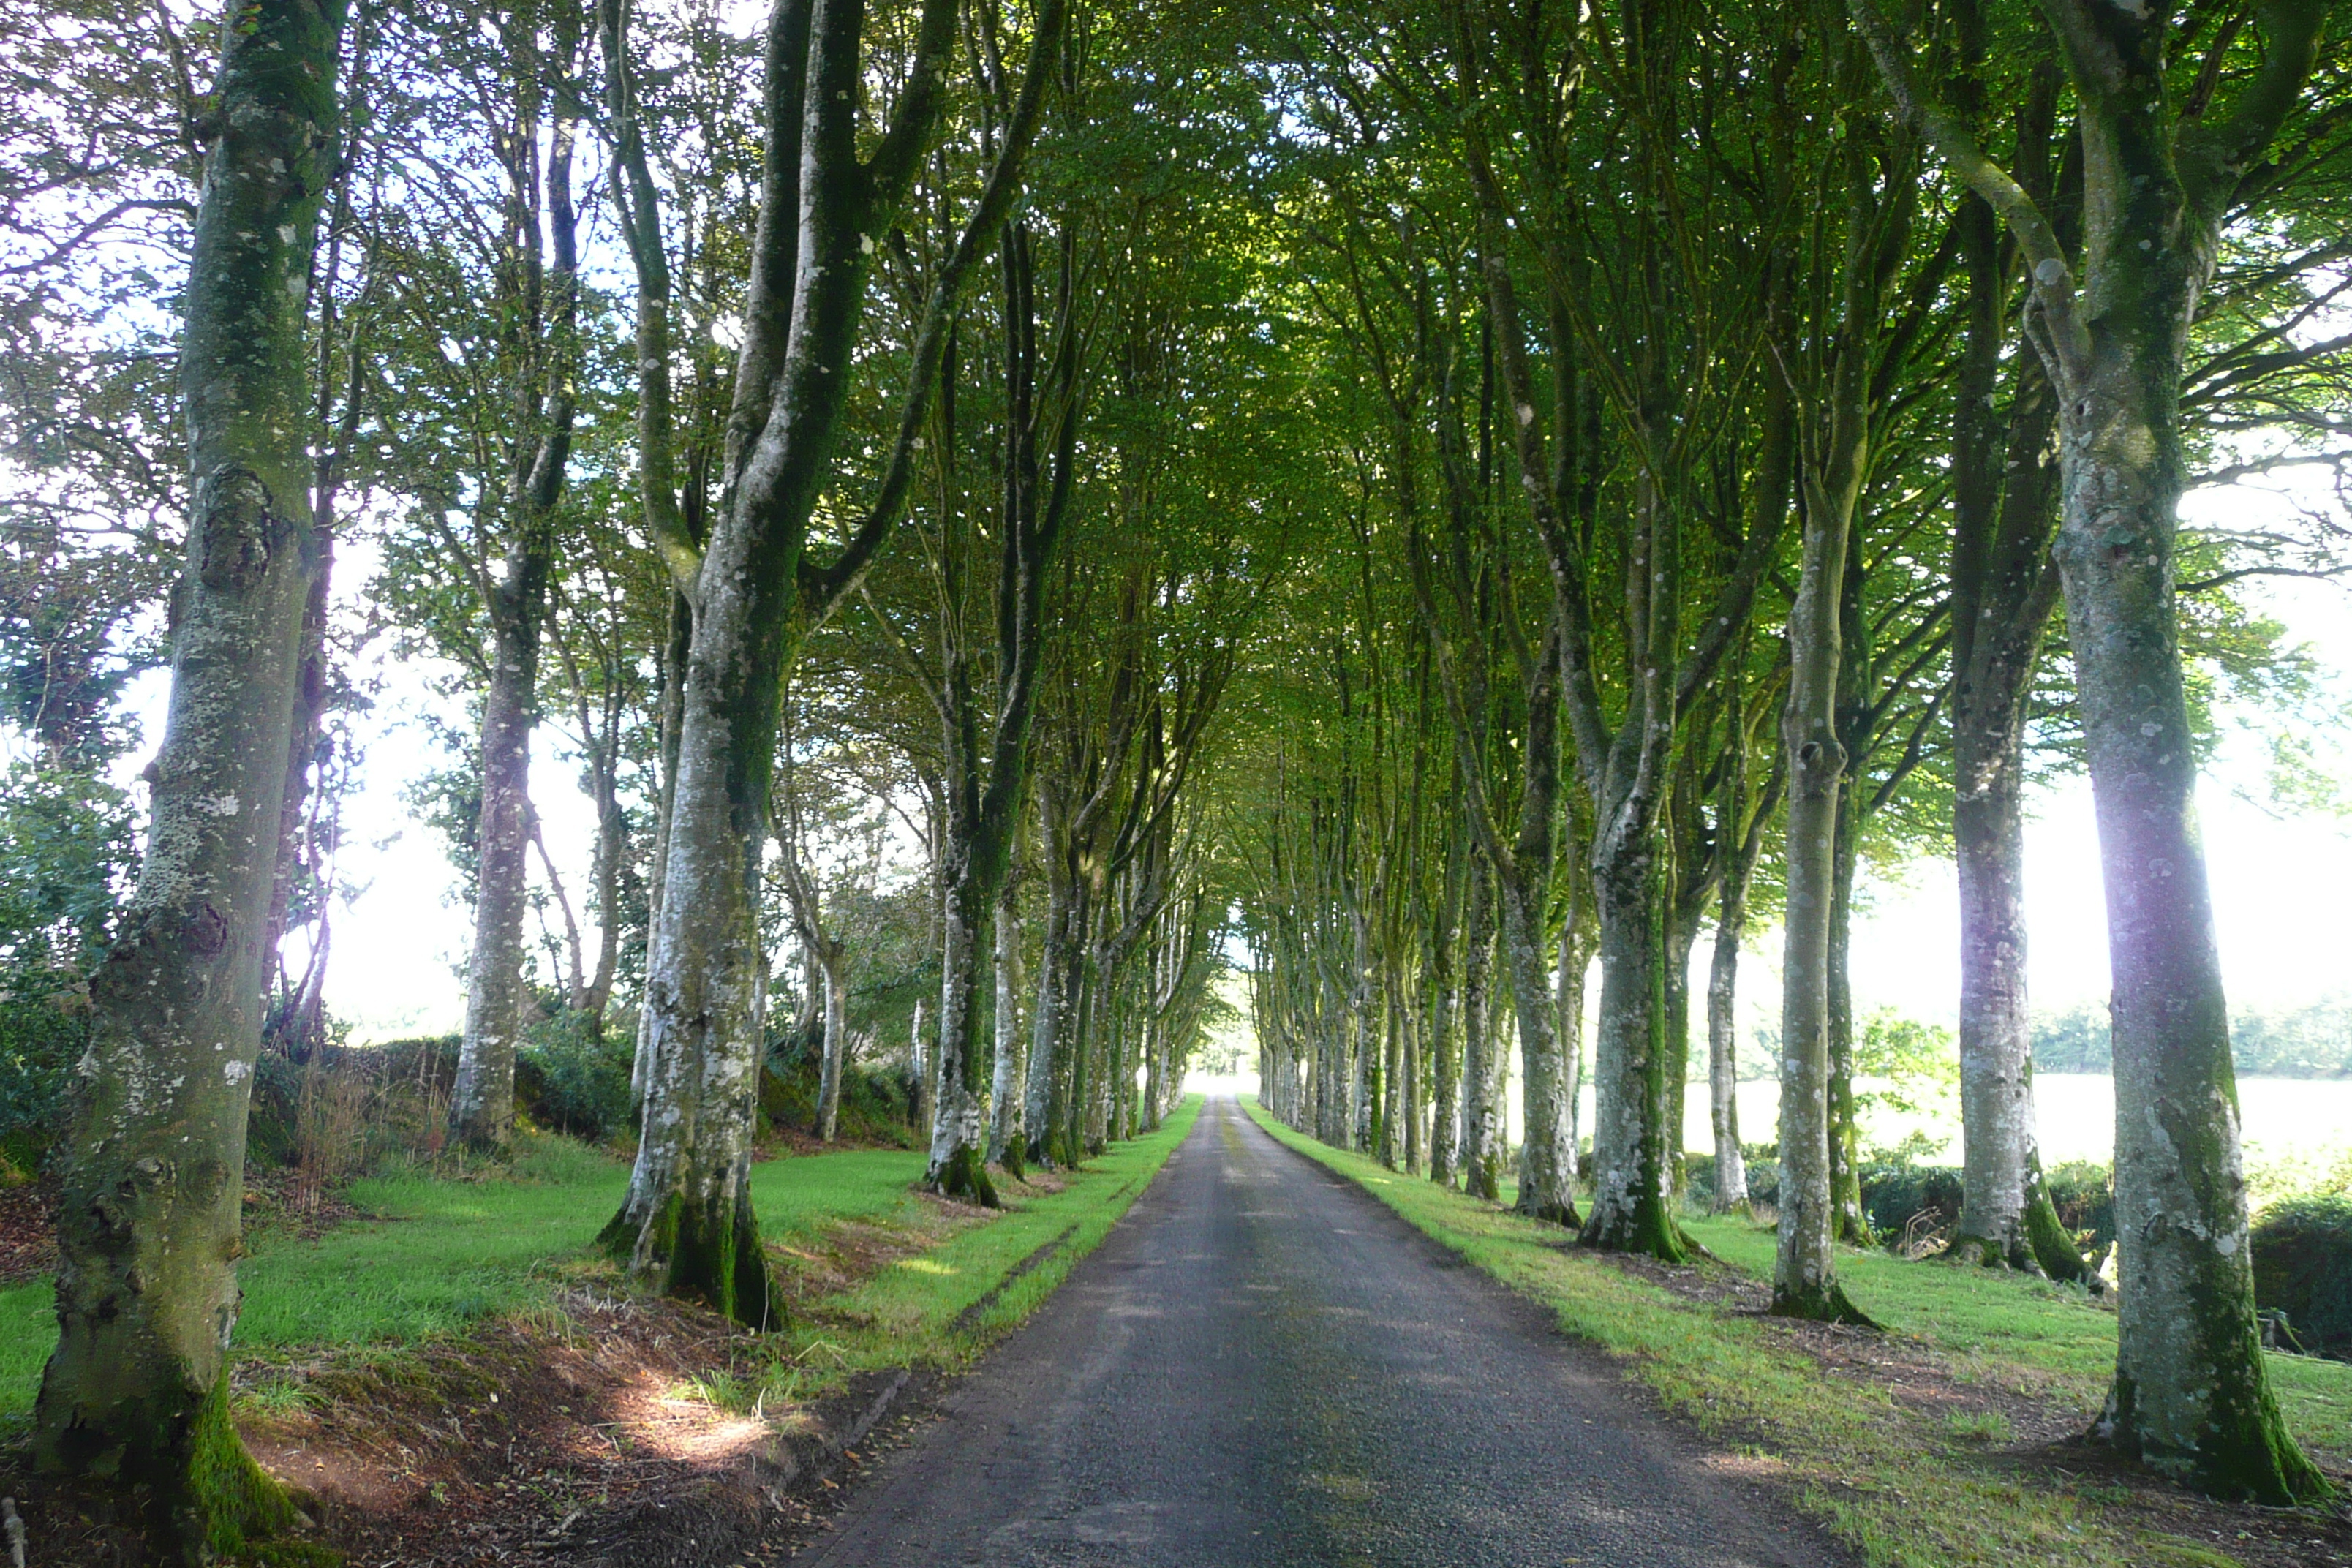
[
  {"left": 0, "top": 1181, "right": 53, "bottom": 1286},
  {"left": 0, "top": 1281, "right": 924, "bottom": 1567}
]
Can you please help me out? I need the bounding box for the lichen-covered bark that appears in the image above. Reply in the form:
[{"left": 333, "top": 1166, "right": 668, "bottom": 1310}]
[
  {"left": 2064, "top": 344, "right": 2318, "bottom": 1495},
  {"left": 35, "top": 0, "right": 344, "bottom": 1555},
  {"left": 615, "top": 0, "right": 970, "bottom": 1322},
  {"left": 603, "top": 576, "right": 777, "bottom": 1325},
  {"left": 1581, "top": 837, "right": 1681, "bottom": 1259},
  {"left": 1950, "top": 749, "right": 2042, "bottom": 1267},
  {"left": 1945, "top": 127, "right": 2077, "bottom": 1277},
  {"left": 927, "top": 877, "right": 998, "bottom": 1205}
]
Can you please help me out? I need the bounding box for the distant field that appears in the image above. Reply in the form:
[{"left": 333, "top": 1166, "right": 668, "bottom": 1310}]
[
  {"left": 1670, "top": 1073, "right": 2352, "bottom": 1175},
  {"left": 1196, "top": 1068, "right": 2352, "bottom": 1198}
]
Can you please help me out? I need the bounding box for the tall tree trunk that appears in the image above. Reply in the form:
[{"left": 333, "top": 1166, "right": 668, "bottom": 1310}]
[
  {"left": 2059, "top": 323, "right": 2306, "bottom": 1477},
  {"left": 1501, "top": 876, "right": 1574, "bottom": 1224},
  {"left": 988, "top": 875, "right": 1025, "bottom": 1166},
  {"left": 1855, "top": 0, "right": 2329, "bottom": 1497},
  {"left": 1771, "top": 139, "right": 1876, "bottom": 1326},
  {"left": 929, "top": 872, "right": 996, "bottom": 1202},
  {"left": 1459, "top": 853, "right": 1500, "bottom": 1200},
  {"left": 451, "top": 605, "right": 543, "bottom": 1150},
  {"left": 1025, "top": 857, "right": 1077, "bottom": 1166},
  {"left": 1705, "top": 897, "right": 1749, "bottom": 1216},
  {"left": 1941, "top": 86, "right": 2084, "bottom": 1278},
  {"left": 1427, "top": 812, "right": 1466, "bottom": 1185},
  {"left": 1825, "top": 795, "right": 1867, "bottom": 1242},
  {"left": 1706, "top": 741, "right": 1777, "bottom": 1218},
  {"left": 816, "top": 950, "right": 847, "bottom": 1142},
  {"left": 1402, "top": 994, "right": 1422, "bottom": 1173},
  {"left": 633, "top": 592, "right": 691, "bottom": 1104},
  {"left": 35, "top": 0, "right": 344, "bottom": 1554},
  {"left": 612, "top": 0, "right": 1034, "bottom": 1321},
  {"left": 1775, "top": 476, "right": 1867, "bottom": 1322},
  {"left": 1581, "top": 832, "right": 1679, "bottom": 1256},
  {"left": 451, "top": 16, "right": 581, "bottom": 1146}
]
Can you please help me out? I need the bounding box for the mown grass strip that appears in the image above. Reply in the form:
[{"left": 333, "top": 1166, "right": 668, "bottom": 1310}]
[{"left": 1242, "top": 1094, "right": 2337, "bottom": 1568}]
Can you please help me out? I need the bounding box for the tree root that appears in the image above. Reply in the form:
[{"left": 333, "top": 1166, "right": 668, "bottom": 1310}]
[
  {"left": 1769, "top": 1278, "right": 1880, "bottom": 1330},
  {"left": 931, "top": 1144, "right": 1002, "bottom": 1210}
]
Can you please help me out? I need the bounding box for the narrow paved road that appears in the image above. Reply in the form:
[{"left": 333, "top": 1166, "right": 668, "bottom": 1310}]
[{"left": 799, "top": 1098, "right": 1841, "bottom": 1568}]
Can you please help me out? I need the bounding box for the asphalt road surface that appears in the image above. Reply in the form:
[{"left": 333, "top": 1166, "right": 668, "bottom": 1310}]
[{"left": 797, "top": 1096, "right": 1842, "bottom": 1568}]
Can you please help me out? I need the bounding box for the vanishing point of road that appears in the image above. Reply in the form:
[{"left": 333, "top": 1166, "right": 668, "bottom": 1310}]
[{"left": 798, "top": 1096, "right": 1842, "bottom": 1568}]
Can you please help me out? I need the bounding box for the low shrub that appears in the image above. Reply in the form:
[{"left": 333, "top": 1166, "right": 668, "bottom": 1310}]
[
  {"left": 1860, "top": 1162, "right": 1964, "bottom": 1240},
  {"left": 516, "top": 1012, "right": 635, "bottom": 1140},
  {"left": 755, "top": 1030, "right": 921, "bottom": 1147},
  {"left": 2042, "top": 1161, "right": 2114, "bottom": 1252},
  {"left": 0, "top": 993, "right": 82, "bottom": 1175},
  {"left": 2253, "top": 1195, "right": 2352, "bottom": 1360},
  {"left": 1682, "top": 1145, "right": 1779, "bottom": 1210},
  {"left": 1849, "top": 1158, "right": 2113, "bottom": 1257}
]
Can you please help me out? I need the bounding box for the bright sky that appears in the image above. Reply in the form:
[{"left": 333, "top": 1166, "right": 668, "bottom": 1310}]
[{"left": 95, "top": 476, "right": 2352, "bottom": 1048}]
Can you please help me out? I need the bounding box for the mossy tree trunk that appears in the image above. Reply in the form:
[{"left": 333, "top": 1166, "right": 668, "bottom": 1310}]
[
  {"left": 35, "top": 0, "right": 346, "bottom": 1557},
  {"left": 611, "top": 0, "right": 969, "bottom": 1324},
  {"left": 1771, "top": 120, "right": 1899, "bottom": 1329},
  {"left": 1857, "top": 0, "right": 2331, "bottom": 1500}
]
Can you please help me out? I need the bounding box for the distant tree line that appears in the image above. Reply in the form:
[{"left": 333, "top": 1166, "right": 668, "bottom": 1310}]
[{"left": 2038, "top": 999, "right": 2352, "bottom": 1079}]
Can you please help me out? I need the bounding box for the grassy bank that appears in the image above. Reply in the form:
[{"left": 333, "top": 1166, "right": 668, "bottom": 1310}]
[
  {"left": 2, "top": 1098, "right": 1202, "bottom": 1431},
  {"left": 766, "top": 1095, "right": 1202, "bottom": 1398},
  {"left": 1242, "top": 1096, "right": 2349, "bottom": 1568}
]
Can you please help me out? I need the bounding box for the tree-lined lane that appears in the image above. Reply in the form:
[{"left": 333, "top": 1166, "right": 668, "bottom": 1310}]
[{"left": 802, "top": 1096, "right": 1839, "bottom": 1567}]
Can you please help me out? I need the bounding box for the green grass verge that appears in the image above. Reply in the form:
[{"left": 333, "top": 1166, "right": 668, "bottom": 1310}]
[
  {"left": 2, "top": 1102, "right": 1202, "bottom": 1431},
  {"left": 771, "top": 1096, "right": 1202, "bottom": 1397},
  {"left": 1681, "top": 1209, "right": 2352, "bottom": 1463},
  {"left": 2, "top": 1139, "right": 633, "bottom": 1428},
  {"left": 1241, "top": 1095, "right": 2347, "bottom": 1568}
]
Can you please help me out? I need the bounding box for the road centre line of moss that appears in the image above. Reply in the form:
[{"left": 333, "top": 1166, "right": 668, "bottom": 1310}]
[{"left": 1238, "top": 1094, "right": 2331, "bottom": 1568}]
